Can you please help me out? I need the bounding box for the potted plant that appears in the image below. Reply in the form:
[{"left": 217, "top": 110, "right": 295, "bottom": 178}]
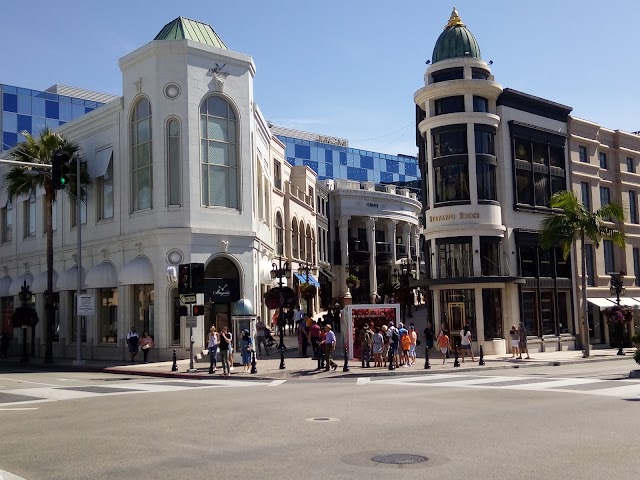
[
  {"left": 299, "top": 283, "right": 317, "bottom": 299},
  {"left": 603, "top": 305, "right": 633, "bottom": 325},
  {"left": 346, "top": 274, "right": 360, "bottom": 289}
]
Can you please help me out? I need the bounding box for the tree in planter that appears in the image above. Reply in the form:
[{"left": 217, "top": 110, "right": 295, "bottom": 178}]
[
  {"left": 3, "top": 128, "right": 90, "bottom": 363},
  {"left": 540, "top": 190, "right": 625, "bottom": 358},
  {"left": 377, "top": 282, "right": 399, "bottom": 303}
]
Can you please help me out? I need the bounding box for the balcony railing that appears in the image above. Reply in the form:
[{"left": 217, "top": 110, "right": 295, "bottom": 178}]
[{"left": 396, "top": 244, "right": 407, "bottom": 259}]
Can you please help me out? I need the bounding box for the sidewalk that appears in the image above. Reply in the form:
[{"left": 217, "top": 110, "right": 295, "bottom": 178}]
[{"left": 1, "top": 346, "right": 637, "bottom": 381}]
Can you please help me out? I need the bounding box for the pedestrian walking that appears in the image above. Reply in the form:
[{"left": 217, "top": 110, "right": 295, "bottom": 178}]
[
  {"left": 255, "top": 316, "right": 269, "bottom": 356},
  {"left": 139, "top": 330, "right": 154, "bottom": 364},
  {"left": 293, "top": 305, "right": 303, "bottom": 336},
  {"left": 381, "top": 325, "right": 390, "bottom": 367},
  {"left": 333, "top": 302, "right": 342, "bottom": 333},
  {"left": 437, "top": 328, "right": 449, "bottom": 365},
  {"left": 459, "top": 325, "right": 475, "bottom": 363},
  {"left": 310, "top": 319, "right": 322, "bottom": 359},
  {"left": 320, "top": 324, "right": 338, "bottom": 371},
  {"left": 518, "top": 322, "right": 530, "bottom": 359},
  {"left": 398, "top": 322, "right": 409, "bottom": 367},
  {"left": 219, "top": 326, "right": 232, "bottom": 377},
  {"left": 372, "top": 326, "right": 384, "bottom": 367},
  {"left": 359, "top": 323, "right": 373, "bottom": 368},
  {"left": 208, "top": 325, "right": 219, "bottom": 373},
  {"left": 409, "top": 324, "right": 418, "bottom": 365},
  {"left": 387, "top": 322, "right": 400, "bottom": 368},
  {"left": 509, "top": 325, "right": 520, "bottom": 358},
  {"left": 424, "top": 321, "right": 435, "bottom": 350},
  {"left": 126, "top": 326, "right": 139, "bottom": 363},
  {"left": 241, "top": 329, "right": 253, "bottom": 373}
]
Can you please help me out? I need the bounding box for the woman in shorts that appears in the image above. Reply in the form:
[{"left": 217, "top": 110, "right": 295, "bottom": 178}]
[
  {"left": 436, "top": 328, "right": 449, "bottom": 365},
  {"left": 459, "top": 325, "right": 474, "bottom": 363},
  {"left": 372, "top": 326, "right": 384, "bottom": 367},
  {"left": 510, "top": 325, "right": 520, "bottom": 358}
]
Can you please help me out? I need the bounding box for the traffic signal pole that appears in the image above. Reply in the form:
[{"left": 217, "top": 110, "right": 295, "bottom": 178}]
[{"left": 73, "top": 155, "right": 84, "bottom": 366}]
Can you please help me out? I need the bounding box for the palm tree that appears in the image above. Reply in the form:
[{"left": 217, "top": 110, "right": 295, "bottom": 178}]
[
  {"left": 3, "top": 128, "right": 90, "bottom": 363},
  {"left": 540, "top": 190, "right": 625, "bottom": 358}
]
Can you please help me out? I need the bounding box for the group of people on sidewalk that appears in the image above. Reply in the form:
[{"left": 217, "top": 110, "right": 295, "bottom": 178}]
[
  {"left": 126, "top": 327, "right": 155, "bottom": 363},
  {"left": 207, "top": 326, "right": 255, "bottom": 376},
  {"left": 358, "top": 322, "right": 421, "bottom": 369}
]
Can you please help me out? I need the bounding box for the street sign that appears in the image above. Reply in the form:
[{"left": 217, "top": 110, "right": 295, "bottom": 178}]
[
  {"left": 77, "top": 294, "right": 95, "bottom": 316},
  {"left": 180, "top": 294, "right": 197, "bottom": 305},
  {"left": 185, "top": 315, "right": 197, "bottom": 328}
]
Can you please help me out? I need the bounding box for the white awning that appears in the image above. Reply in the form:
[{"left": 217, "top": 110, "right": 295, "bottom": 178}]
[
  {"left": 56, "top": 266, "right": 86, "bottom": 291},
  {"left": 86, "top": 261, "right": 118, "bottom": 288},
  {"left": 609, "top": 297, "right": 640, "bottom": 307},
  {"left": 87, "top": 147, "right": 112, "bottom": 178},
  {"left": 0, "top": 275, "right": 12, "bottom": 297},
  {"left": 587, "top": 298, "right": 615, "bottom": 308},
  {"left": 31, "top": 270, "right": 59, "bottom": 294},
  {"left": 9, "top": 273, "right": 33, "bottom": 296},
  {"left": 118, "top": 256, "right": 154, "bottom": 285}
]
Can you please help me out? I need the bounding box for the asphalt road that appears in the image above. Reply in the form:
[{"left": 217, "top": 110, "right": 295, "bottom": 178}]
[{"left": 0, "top": 361, "right": 638, "bottom": 480}]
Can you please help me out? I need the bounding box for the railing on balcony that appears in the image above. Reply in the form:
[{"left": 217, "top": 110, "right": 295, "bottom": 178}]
[
  {"left": 376, "top": 242, "right": 393, "bottom": 265},
  {"left": 349, "top": 239, "right": 370, "bottom": 265},
  {"left": 396, "top": 244, "right": 407, "bottom": 259}
]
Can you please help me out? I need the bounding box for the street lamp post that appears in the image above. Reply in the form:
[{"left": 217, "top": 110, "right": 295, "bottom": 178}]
[
  {"left": 609, "top": 272, "right": 626, "bottom": 356},
  {"left": 271, "top": 258, "right": 291, "bottom": 370},
  {"left": 298, "top": 261, "right": 313, "bottom": 317},
  {"left": 394, "top": 260, "right": 415, "bottom": 324}
]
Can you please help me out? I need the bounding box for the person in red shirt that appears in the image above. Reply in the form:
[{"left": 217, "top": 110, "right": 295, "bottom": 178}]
[
  {"left": 437, "top": 328, "right": 450, "bottom": 365},
  {"left": 309, "top": 319, "right": 322, "bottom": 360}
]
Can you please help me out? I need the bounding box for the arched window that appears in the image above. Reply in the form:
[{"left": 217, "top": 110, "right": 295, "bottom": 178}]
[
  {"left": 299, "top": 220, "right": 306, "bottom": 262},
  {"left": 275, "top": 212, "right": 284, "bottom": 256},
  {"left": 200, "top": 95, "right": 238, "bottom": 209},
  {"left": 131, "top": 97, "right": 152, "bottom": 211},
  {"left": 292, "top": 219, "right": 299, "bottom": 259},
  {"left": 166, "top": 118, "right": 181, "bottom": 206},
  {"left": 306, "top": 225, "right": 313, "bottom": 263}
]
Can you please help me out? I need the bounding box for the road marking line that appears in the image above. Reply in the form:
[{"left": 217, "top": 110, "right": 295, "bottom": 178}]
[
  {"left": 267, "top": 380, "right": 286, "bottom": 387},
  {"left": 0, "top": 379, "right": 60, "bottom": 387},
  {"left": 356, "top": 377, "right": 370, "bottom": 385},
  {"left": 0, "top": 468, "right": 29, "bottom": 479},
  {"left": 0, "top": 407, "right": 39, "bottom": 411}
]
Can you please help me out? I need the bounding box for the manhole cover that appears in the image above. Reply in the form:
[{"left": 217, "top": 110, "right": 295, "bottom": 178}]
[
  {"left": 305, "top": 417, "right": 339, "bottom": 423},
  {"left": 371, "top": 454, "right": 428, "bottom": 465}
]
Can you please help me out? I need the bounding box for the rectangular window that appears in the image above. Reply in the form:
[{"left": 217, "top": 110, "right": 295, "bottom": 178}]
[
  {"left": 627, "top": 157, "right": 635, "bottom": 173},
  {"left": 585, "top": 244, "right": 595, "bottom": 286},
  {"left": 434, "top": 96, "right": 465, "bottom": 115},
  {"left": 98, "top": 288, "right": 118, "bottom": 344},
  {"left": 581, "top": 182, "right": 591, "bottom": 211},
  {"left": 472, "top": 96, "right": 489, "bottom": 113},
  {"left": 71, "top": 195, "right": 87, "bottom": 227},
  {"left": 97, "top": 159, "right": 114, "bottom": 220},
  {"left": 434, "top": 162, "right": 470, "bottom": 204},
  {"left": 71, "top": 292, "right": 88, "bottom": 343},
  {"left": 599, "top": 151, "right": 607, "bottom": 169},
  {"left": 273, "top": 161, "right": 282, "bottom": 189},
  {"left": 437, "top": 238, "right": 472, "bottom": 278},
  {"left": 521, "top": 290, "right": 539, "bottom": 337},
  {"left": 483, "top": 289, "right": 503, "bottom": 340},
  {"left": 24, "top": 191, "right": 36, "bottom": 237},
  {"left": 480, "top": 237, "right": 501, "bottom": 276},
  {"left": 603, "top": 240, "right": 615, "bottom": 274},
  {"left": 600, "top": 186, "right": 610, "bottom": 209},
  {"left": 579, "top": 145, "right": 588, "bottom": 163},
  {"left": 1, "top": 202, "right": 12, "bottom": 243},
  {"left": 630, "top": 191, "right": 638, "bottom": 224},
  {"left": 634, "top": 248, "right": 640, "bottom": 287}
]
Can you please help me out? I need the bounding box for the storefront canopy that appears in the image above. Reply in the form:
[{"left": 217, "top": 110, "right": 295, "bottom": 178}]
[
  {"left": 88, "top": 147, "right": 112, "bottom": 178},
  {"left": 85, "top": 261, "right": 118, "bottom": 289},
  {"left": 610, "top": 297, "right": 640, "bottom": 307},
  {"left": 0, "top": 275, "right": 12, "bottom": 297},
  {"left": 587, "top": 298, "right": 615, "bottom": 308},
  {"left": 56, "top": 266, "right": 86, "bottom": 291},
  {"left": 31, "top": 270, "right": 59, "bottom": 294},
  {"left": 9, "top": 273, "right": 33, "bottom": 296},
  {"left": 294, "top": 273, "right": 320, "bottom": 288},
  {"left": 118, "top": 256, "right": 154, "bottom": 285}
]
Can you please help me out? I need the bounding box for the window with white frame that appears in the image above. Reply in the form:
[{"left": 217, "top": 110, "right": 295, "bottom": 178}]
[
  {"left": 1, "top": 201, "right": 12, "bottom": 243},
  {"left": 166, "top": 118, "right": 181, "bottom": 207},
  {"left": 200, "top": 95, "right": 238, "bottom": 209},
  {"left": 131, "top": 97, "right": 153, "bottom": 212},
  {"left": 24, "top": 190, "right": 35, "bottom": 237},
  {"left": 275, "top": 212, "right": 284, "bottom": 256},
  {"left": 97, "top": 158, "right": 113, "bottom": 220}
]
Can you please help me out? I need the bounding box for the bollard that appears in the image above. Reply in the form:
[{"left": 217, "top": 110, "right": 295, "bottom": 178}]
[
  {"left": 453, "top": 346, "right": 460, "bottom": 368},
  {"left": 209, "top": 348, "right": 214, "bottom": 374},
  {"left": 424, "top": 346, "right": 431, "bottom": 369},
  {"left": 343, "top": 345, "right": 350, "bottom": 372},
  {"left": 171, "top": 349, "right": 178, "bottom": 372},
  {"left": 478, "top": 345, "right": 485, "bottom": 366},
  {"left": 388, "top": 346, "right": 395, "bottom": 371},
  {"left": 251, "top": 350, "right": 257, "bottom": 374}
]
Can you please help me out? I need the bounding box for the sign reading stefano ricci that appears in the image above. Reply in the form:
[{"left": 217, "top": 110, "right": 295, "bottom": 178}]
[{"left": 429, "top": 212, "right": 480, "bottom": 222}]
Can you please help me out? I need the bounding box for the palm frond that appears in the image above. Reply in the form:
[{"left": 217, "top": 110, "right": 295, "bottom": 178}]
[{"left": 596, "top": 202, "right": 625, "bottom": 223}]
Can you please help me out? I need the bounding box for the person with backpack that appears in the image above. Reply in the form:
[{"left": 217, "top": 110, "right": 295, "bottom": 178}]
[
  {"left": 399, "top": 322, "right": 411, "bottom": 367},
  {"left": 387, "top": 322, "right": 400, "bottom": 369},
  {"left": 126, "top": 326, "right": 139, "bottom": 363},
  {"left": 359, "top": 323, "right": 373, "bottom": 368}
]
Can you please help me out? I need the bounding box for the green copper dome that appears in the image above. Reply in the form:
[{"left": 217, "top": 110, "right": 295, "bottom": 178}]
[
  {"left": 155, "top": 17, "right": 228, "bottom": 49},
  {"left": 431, "top": 8, "right": 481, "bottom": 64}
]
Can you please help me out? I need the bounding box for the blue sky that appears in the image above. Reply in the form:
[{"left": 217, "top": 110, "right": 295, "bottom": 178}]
[{"left": 3, "top": 1, "right": 638, "bottom": 156}]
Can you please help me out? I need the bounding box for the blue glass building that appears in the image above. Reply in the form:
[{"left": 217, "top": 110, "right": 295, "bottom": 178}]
[
  {"left": 270, "top": 125, "right": 421, "bottom": 185},
  {"left": 1, "top": 84, "right": 111, "bottom": 152}
]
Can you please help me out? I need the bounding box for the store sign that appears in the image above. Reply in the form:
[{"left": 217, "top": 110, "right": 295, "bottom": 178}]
[
  {"left": 205, "top": 278, "right": 240, "bottom": 304},
  {"left": 317, "top": 135, "right": 348, "bottom": 147},
  {"left": 366, "top": 202, "right": 379, "bottom": 208},
  {"left": 429, "top": 212, "right": 479, "bottom": 222},
  {"left": 77, "top": 294, "right": 95, "bottom": 316}
]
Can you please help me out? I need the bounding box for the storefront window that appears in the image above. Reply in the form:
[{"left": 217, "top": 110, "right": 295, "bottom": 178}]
[
  {"left": 480, "top": 237, "right": 501, "bottom": 276},
  {"left": 476, "top": 162, "right": 497, "bottom": 201},
  {"left": 438, "top": 238, "right": 472, "bottom": 278},
  {"left": 434, "top": 162, "right": 470, "bottom": 204},
  {"left": 133, "top": 284, "right": 154, "bottom": 337},
  {"left": 432, "top": 126, "right": 467, "bottom": 158},
  {"left": 482, "top": 289, "right": 503, "bottom": 339},
  {"left": 434, "top": 96, "right": 465, "bottom": 115},
  {"left": 1, "top": 297, "right": 14, "bottom": 338},
  {"left": 521, "top": 291, "right": 539, "bottom": 336},
  {"left": 99, "top": 288, "right": 118, "bottom": 344},
  {"left": 171, "top": 288, "right": 181, "bottom": 346},
  {"left": 440, "top": 289, "right": 476, "bottom": 343},
  {"left": 71, "top": 291, "right": 88, "bottom": 343}
]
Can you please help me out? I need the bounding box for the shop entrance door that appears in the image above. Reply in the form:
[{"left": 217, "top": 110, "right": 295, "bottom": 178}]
[{"left": 447, "top": 302, "right": 465, "bottom": 347}]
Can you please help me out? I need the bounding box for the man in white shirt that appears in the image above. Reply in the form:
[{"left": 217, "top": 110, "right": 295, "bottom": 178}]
[
  {"left": 255, "top": 316, "right": 269, "bottom": 356},
  {"left": 320, "top": 324, "right": 338, "bottom": 371}
]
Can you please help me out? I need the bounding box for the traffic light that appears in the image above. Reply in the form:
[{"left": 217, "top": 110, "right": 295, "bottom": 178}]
[
  {"left": 192, "top": 305, "right": 205, "bottom": 316},
  {"left": 178, "top": 305, "right": 189, "bottom": 316},
  {"left": 191, "top": 263, "right": 205, "bottom": 293},
  {"left": 51, "top": 149, "right": 71, "bottom": 190},
  {"left": 178, "top": 264, "right": 191, "bottom": 295}
]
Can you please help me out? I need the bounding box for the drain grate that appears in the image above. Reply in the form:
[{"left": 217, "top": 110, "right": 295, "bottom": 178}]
[
  {"left": 305, "top": 416, "right": 339, "bottom": 423},
  {"left": 371, "top": 454, "right": 428, "bottom": 465}
]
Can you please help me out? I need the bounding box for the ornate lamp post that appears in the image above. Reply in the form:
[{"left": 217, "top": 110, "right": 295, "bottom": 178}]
[
  {"left": 270, "top": 258, "right": 291, "bottom": 369},
  {"left": 298, "top": 261, "right": 314, "bottom": 317},
  {"left": 393, "top": 259, "right": 415, "bottom": 323},
  {"left": 609, "top": 272, "right": 626, "bottom": 356}
]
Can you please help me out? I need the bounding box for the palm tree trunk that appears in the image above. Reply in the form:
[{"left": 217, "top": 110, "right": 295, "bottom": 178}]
[
  {"left": 581, "top": 231, "right": 590, "bottom": 358},
  {"left": 44, "top": 182, "right": 54, "bottom": 363}
]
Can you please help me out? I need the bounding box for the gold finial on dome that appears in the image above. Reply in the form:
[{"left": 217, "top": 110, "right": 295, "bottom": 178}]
[{"left": 446, "top": 7, "right": 465, "bottom": 28}]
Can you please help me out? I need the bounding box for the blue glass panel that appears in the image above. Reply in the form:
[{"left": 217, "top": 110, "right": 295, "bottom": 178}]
[
  {"left": 287, "top": 157, "right": 296, "bottom": 165},
  {"left": 386, "top": 159, "right": 399, "bottom": 173},
  {"left": 347, "top": 167, "right": 358, "bottom": 180},
  {"left": 59, "top": 102, "right": 72, "bottom": 121},
  {"left": 381, "top": 172, "right": 393, "bottom": 183},
  {"left": 45, "top": 92, "right": 58, "bottom": 101},
  {"left": 59, "top": 95, "right": 71, "bottom": 103},
  {"left": 85, "top": 107, "right": 94, "bottom": 114},
  {"left": 17, "top": 132, "right": 26, "bottom": 143},
  {"left": 405, "top": 164, "right": 417, "bottom": 177},
  {"left": 86, "top": 101, "right": 97, "bottom": 108},
  {"left": 71, "top": 104, "right": 84, "bottom": 118},
  {"left": 17, "top": 88, "right": 31, "bottom": 96},
  {"left": 3, "top": 85, "right": 17, "bottom": 94},
  {"left": 17, "top": 114, "right": 31, "bottom": 134},
  {"left": 295, "top": 144, "right": 310, "bottom": 159},
  {"left": 32, "top": 97, "right": 45, "bottom": 117},
  {"left": 318, "top": 163, "right": 326, "bottom": 177},
  {"left": 2, "top": 112, "right": 17, "bottom": 132},
  {"left": 45, "top": 100, "right": 59, "bottom": 119},
  {"left": 71, "top": 97, "right": 83, "bottom": 105},
  {"left": 17, "top": 95, "right": 31, "bottom": 114},
  {"left": 393, "top": 174, "right": 399, "bottom": 182},
  {"left": 339, "top": 152, "right": 347, "bottom": 165},
  {"left": 399, "top": 175, "right": 406, "bottom": 182},
  {"left": 3, "top": 93, "right": 17, "bottom": 112},
  {"left": 2, "top": 132, "right": 17, "bottom": 149},
  {"left": 59, "top": 121, "right": 66, "bottom": 126},
  {"left": 360, "top": 155, "right": 374, "bottom": 169},
  {"left": 373, "top": 170, "right": 380, "bottom": 182},
  {"left": 325, "top": 149, "right": 333, "bottom": 162},
  {"left": 45, "top": 118, "right": 58, "bottom": 130},
  {"left": 303, "top": 160, "right": 319, "bottom": 173},
  {"left": 398, "top": 162, "right": 405, "bottom": 175},
  {"left": 32, "top": 117, "right": 46, "bottom": 133},
  {"left": 325, "top": 163, "right": 333, "bottom": 177},
  {"left": 33, "top": 91, "right": 46, "bottom": 98},
  {"left": 359, "top": 168, "right": 368, "bottom": 181}
]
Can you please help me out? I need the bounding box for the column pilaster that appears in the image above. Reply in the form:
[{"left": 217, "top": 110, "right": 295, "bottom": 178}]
[{"left": 367, "top": 217, "right": 377, "bottom": 303}]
